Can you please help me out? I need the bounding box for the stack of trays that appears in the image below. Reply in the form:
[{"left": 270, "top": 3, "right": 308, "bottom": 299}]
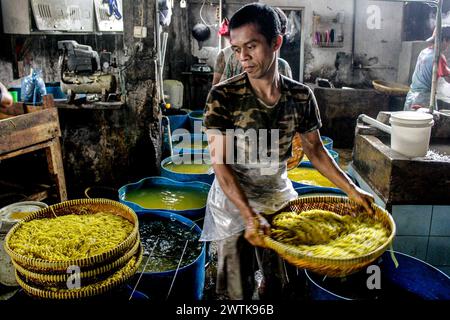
[{"left": 4, "top": 199, "right": 143, "bottom": 300}]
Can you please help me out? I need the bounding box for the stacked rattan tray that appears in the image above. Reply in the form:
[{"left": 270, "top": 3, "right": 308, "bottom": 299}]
[
  {"left": 3, "top": 198, "right": 143, "bottom": 299},
  {"left": 264, "top": 196, "right": 396, "bottom": 277}
]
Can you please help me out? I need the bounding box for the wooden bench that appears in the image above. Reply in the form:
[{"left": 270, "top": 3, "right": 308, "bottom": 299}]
[{"left": 0, "top": 95, "right": 67, "bottom": 202}]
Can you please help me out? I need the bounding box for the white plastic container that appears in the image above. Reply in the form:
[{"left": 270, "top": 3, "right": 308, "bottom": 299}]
[
  {"left": 389, "top": 111, "right": 434, "bottom": 158},
  {"left": 163, "top": 80, "right": 184, "bottom": 109}
]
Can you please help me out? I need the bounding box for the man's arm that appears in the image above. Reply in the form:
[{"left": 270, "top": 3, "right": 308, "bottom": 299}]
[
  {"left": 207, "top": 131, "right": 270, "bottom": 247},
  {"left": 0, "top": 82, "right": 13, "bottom": 108},
  {"left": 301, "top": 129, "right": 374, "bottom": 214}
]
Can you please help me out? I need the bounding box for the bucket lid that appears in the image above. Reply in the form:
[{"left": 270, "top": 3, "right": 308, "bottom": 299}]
[
  {"left": 390, "top": 111, "right": 433, "bottom": 122},
  {"left": 389, "top": 111, "right": 434, "bottom": 127}
]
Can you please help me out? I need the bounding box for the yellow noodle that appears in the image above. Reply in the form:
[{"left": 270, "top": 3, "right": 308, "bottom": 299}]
[
  {"left": 9, "top": 212, "right": 134, "bottom": 261},
  {"left": 271, "top": 209, "right": 389, "bottom": 258}
]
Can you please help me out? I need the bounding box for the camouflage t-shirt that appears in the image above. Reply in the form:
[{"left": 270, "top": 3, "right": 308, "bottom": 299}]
[{"left": 200, "top": 73, "right": 322, "bottom": 241}]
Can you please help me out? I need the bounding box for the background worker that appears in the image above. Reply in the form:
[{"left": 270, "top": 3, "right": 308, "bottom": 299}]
[{"left": 404, "top": 26, "right": 450, "bottom": 110}]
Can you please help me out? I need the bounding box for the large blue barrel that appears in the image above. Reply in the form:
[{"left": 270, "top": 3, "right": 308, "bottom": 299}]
[
  {"left": 160, "top": 152, "right": 214, "bottom": 185},
  {"left": 131, "top": 210, "right": 206, "bottom": 300},
  {"left": 305, "top": 250, "right": 450, "bottom": 300},
  {"left": 118, "top": 176, "right": 210, "bottom": 221}
]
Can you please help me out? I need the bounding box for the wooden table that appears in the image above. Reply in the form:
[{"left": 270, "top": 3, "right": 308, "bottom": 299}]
[{"left": 0, "top": 95, "right": 67, "bottom": 202}]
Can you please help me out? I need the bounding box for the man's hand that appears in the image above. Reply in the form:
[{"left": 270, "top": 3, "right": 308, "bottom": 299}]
[
  {"left": 347, "top": 186, "right": 375, "bottom": 215},
  {"left": 244, "top": 212, "right": 271, "bottom": 248}
]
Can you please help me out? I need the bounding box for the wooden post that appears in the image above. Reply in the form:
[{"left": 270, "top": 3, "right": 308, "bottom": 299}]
[
  {"left": 430, "top": 0, "right": 443, "bottom": 113},
  {"left": 45, "top": 138, "right": 68, "bottom": 202}
]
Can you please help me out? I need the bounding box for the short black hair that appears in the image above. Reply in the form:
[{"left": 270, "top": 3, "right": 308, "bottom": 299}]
[
  {"left": 274, "top": 7, "right": 287, "bottom": 35},
  {"left": 229, "top": 3, "right": 281, "bottom": 45}
]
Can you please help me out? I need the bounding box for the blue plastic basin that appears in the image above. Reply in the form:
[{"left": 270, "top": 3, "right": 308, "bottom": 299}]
[
  {"left": 171, "top": 133, "right": 209, "bottom": 155},
  {"left": 188, "top": 110, "right": 204, "bottom": 131},
  {"left": 321, "top": 136, "right": 333, "bottom": 150},
  {"left": 131, "top": 210, "right": 206, "bottom": 300},
  {"left": 295, "top": 186, "right": 346, "bottom": 197},
  {"left": 118, "top": 176, "right": 210, "bottom": 221},
  {"left": 300, "top": 149, "right": 340, "bottom": 168},
  {"left": 160, "top": 152, "right": 214, "bottom": 185},
  {"left": 305, "top": 250, "right": 450, "bottom": 300}
]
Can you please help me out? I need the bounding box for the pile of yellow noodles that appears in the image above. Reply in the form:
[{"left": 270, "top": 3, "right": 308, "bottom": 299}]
[
  {"left": 271, "top": 209, "right": 389, "bottom": 258},
  {"left": 9, "top": 212, "right": 134, "bottom": 261}
]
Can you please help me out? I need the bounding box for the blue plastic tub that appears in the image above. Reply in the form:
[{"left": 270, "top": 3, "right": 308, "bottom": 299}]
[
  {"left": 321, "top": 136, "right": 333, "bottom": 150},
  {"left": 131, "top": 210, "right": 206, "bottom": 300},
  {"left": 188, "top": 110, "right": 204, "bottom": 132},
  {"left": 305, "top": 250, "right": 450, "bottom": 300},
  {"left": 118, "top": 176, "right": 210, "bottom": 221},
  {"left": 171, "top": 133, "right": 209, "bottom": 155},
  {"left": 300, "top": 149, "right": 340, "bottom": 168},
  {"left": 295, "top": 186, "right": 346, "bottom": 197},
  {"left": 160, "top": 152, "right": 214, "bottom": 185}
]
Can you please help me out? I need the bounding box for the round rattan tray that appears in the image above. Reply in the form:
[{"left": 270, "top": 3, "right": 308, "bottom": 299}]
[
  {"left": 4, "top": 198, "right": 139, "bottom": 272},
  {"left": 15, "top": 244, "right": 143, "bottom": 300},
  {"left": 12, "top": 235, "right": 141, "bottom": 287},
  {"left": 264, "top": 196, "right": 396, "bottom": 277},
  {"left": 372, "top": 80, "right": 410, "bottom": 96}
]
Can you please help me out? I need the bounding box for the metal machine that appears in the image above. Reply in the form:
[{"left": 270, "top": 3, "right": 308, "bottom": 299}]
[{"left": 58, "top": 40, "right": 117, "bottom": 102}]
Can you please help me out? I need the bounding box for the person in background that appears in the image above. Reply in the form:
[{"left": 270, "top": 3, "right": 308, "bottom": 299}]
[
  {"left": 0, "top": 81, "right": 13, "bottom": 108},
  {"left": 202, "top": 3, "right": 374, "bottom": 300},
  {"left": 212, "top": 7, "right": 292, "bottom": 85},
  {"left": 404, "top": 26, "right": 450, "bottom": 111}
]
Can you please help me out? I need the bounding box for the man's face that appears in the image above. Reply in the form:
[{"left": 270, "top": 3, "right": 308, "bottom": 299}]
[{"left": 230, "top": 23, "right": 278, "bottom": 79}]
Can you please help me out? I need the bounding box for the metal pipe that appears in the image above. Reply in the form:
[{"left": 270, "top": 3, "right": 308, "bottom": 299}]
[
  {"left": 351, "top": 0, "right": 356, "bottom": 70},
  {"left": 430, "top": 0, "right": 443, "bottom": 113},
  {"left": 155, "top": 0, "right": 166, "bottom": 107},
  {"left": 161, "top": 32, "right": 169, "bottom": 75},
  {"left": 358, "top": 114, "right": 392, "bottom": 134}
]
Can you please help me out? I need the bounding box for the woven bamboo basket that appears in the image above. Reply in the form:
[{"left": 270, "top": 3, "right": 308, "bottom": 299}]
[
  {"left": 15, "top": 244, "right": 143, "bottom": 300},
  {"left": 12, "top": 235, "right": 141, "bottom": 287},
  {"left": 372, "top": 80, "right": 410, "bottom": 96},
  {"left": 4, "top": 198, "right": 139, "bottom": 273},
  {"left": 264, "top": 196, "right": 396, "bottom": 277}
]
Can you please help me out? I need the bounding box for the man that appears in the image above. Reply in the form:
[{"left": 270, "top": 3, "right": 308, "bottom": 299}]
[
  {"left": 201, "top": 3, "right": 374, "bottom": 300},
  {"left": 212, "top": 7, "right": 292, "bottom": 85},
  {"left": 404, "top": 26, "right": 450, "bottom": 110},
  {"left": 0, "top": 81, "right": 13, "bottom": 108}
]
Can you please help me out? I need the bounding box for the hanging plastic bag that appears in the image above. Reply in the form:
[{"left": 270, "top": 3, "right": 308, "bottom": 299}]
[
  {"left": 218, "top": 18, "right": 230, "bottom": 37},
  {"left": 21, "top": 69, "right": 47, "bottom": 105}
]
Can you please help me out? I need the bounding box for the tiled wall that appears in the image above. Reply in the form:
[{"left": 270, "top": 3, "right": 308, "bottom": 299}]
[
  {"left": 392, "top": 205, "right": 450, "bottom": 276},
  {"left": 348, "top": 165, "right": 450, "bottom": 277}
]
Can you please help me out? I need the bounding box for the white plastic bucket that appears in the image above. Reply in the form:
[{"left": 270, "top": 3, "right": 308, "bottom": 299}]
[{"left": 389, "top": 111, "right": 434, "bottom": 158}]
